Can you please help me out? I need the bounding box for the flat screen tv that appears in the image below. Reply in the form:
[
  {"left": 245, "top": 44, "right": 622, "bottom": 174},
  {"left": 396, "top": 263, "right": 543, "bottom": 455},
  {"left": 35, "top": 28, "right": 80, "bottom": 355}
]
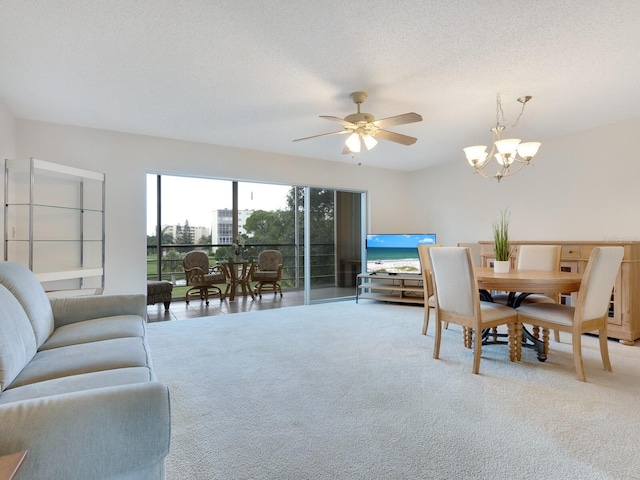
[{"left": 366, "top": 233, "right": 436, "bottom": 275}]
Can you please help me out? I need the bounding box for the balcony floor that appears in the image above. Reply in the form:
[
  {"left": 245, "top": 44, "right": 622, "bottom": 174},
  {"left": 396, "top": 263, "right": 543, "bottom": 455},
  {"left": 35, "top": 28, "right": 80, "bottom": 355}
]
[{"left": 146, "top": 287, "right": 355, "bottom": 322}]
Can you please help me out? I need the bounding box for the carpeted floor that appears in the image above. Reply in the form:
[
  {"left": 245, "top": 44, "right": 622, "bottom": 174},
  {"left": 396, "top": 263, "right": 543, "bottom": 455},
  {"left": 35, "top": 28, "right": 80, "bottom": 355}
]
[{"left": 146, "top": 301, "right": 640, "bottom": 480}]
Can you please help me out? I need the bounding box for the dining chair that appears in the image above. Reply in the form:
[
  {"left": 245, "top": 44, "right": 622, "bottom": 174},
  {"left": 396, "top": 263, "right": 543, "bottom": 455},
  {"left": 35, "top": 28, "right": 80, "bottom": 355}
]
[
  {"left": 429, "top": 247, "right": 522, "bottom": 374},
  {"left": 417, "top": 244, "right": 441, "bottom": 335},
  {"left": 516, "top": 246, "right": 624, "bottom": 382},
  {"left": 491, "top": 245, "right": 562, "bottom": 341},
  {"left": 492, "top": 244, "right": 562, "bottom": 306}
]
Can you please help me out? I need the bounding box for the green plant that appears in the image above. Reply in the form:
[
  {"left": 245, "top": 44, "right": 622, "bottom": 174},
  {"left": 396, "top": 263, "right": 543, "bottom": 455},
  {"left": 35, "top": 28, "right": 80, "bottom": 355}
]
[{"left": 492, "top": 208, "right": 512, "bottom": 261}]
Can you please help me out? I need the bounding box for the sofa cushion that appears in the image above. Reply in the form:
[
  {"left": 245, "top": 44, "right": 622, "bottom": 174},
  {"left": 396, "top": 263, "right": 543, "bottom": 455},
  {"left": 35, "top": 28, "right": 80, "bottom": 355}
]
[
  {"left": 8, "top": 337, "right": 151, "bottom": 389},
  {"left": 0, "top": 284, "right": 37, "bottom": 392},
  {"left": 0, "top": 261, "right": 54, "bottom": 348},
  {"left": 0, "top": 367, "right": 154, "bottom": 405},
  {"left": 40, "top": 315, "right": 146, "bottom": 351}
]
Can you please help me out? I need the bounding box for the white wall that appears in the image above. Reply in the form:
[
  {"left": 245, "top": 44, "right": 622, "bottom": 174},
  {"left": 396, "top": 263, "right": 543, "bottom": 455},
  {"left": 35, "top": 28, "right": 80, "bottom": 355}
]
[
  {"left": 408, "top": 117, "right": 640, "bottom": 246},
  {"left": 12, "top": 120, "right": 413, "bottom": 294},
  {"left": 10, "top": 116, "right": 639, "bottom": 294},
  {"left": 0, "top": 101, "right": 16, "bottom": 248}
]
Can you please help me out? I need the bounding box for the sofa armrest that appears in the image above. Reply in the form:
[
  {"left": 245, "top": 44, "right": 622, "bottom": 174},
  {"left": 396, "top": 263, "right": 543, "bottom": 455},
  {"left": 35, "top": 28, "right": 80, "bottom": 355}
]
[
  {"left": 51, "top": 294, "right": 147, "bottom": 327},
  {"left": 0, "top": 382, "right": 170, "bottom": 480}
]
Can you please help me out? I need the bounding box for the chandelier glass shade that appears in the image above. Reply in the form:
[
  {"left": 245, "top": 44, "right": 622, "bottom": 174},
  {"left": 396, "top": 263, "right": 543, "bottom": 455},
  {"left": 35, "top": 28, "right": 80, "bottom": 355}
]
[{"left": 464, "top": 95, "right": 541, "bottom": 182}]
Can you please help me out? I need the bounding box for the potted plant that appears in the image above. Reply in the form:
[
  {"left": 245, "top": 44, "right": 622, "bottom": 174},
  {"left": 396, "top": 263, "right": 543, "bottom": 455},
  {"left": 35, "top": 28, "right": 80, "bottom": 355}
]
[
  {"left": 492, "top": 208, "right": 512, "bottom": 273},
  {"left": 232, "top": 235, "right": 246, "bottom": 262}
]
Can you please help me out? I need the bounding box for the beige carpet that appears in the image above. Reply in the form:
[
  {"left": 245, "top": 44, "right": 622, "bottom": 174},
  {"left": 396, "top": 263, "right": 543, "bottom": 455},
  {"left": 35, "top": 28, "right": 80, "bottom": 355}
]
[{"left": 146, "top": 301, "right": 640, "bottom": 480}]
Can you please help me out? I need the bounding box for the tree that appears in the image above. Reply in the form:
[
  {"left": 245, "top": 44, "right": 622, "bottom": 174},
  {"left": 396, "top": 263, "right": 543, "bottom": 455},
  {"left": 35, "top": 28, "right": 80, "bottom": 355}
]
[
  {"left": 241, "top": 187, "right": 336, "bottom": 285},
  {"left": 176, "top": 220, "right": 194, "bottom": 245},
  {"left": 243, "top": 210, "right": 291, "bottom": 245},
  {"left": 285, "top": 187, "right": 335, "bottom": 243}
]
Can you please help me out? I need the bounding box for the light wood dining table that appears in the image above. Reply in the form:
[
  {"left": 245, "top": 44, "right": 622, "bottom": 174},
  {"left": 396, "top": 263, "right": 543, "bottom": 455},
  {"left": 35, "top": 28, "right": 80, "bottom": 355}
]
[{"left": 474, "top": 267, "right": 583, "bottom": 361}]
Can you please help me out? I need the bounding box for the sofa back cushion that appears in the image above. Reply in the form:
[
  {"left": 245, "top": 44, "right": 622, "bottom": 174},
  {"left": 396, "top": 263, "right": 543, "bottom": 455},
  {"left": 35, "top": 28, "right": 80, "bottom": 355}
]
[
  {"left": 0, "top": 262, "right": 55, "bottom": 348},
  {"left": 0, "top": 283, "right": 37, "bottom": 391}
]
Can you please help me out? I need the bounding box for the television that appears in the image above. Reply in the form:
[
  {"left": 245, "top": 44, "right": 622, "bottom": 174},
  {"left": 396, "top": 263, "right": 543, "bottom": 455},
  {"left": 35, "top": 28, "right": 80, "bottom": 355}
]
[{"left": 366, "top": 233, "right": 436, "bottom": 275}]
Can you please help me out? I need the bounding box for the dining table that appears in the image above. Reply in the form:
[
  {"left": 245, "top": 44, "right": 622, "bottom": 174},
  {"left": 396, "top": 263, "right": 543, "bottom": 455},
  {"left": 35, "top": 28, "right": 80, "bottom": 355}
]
[{"left": 475, "top": 267, "right": 583, "bottom": 361}]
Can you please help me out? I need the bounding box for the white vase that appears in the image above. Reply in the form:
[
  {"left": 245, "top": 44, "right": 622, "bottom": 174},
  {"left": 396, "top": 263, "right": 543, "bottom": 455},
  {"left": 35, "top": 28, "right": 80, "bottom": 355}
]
[{"left": 493, "top": 260, "right": 510, "bottom": 273}]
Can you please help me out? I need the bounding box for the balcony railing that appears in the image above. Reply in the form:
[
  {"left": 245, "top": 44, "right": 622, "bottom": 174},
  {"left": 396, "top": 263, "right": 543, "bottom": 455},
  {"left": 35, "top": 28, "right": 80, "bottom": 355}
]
[{"left": 147, "top": 242, "right": 337, "bottom": 298}]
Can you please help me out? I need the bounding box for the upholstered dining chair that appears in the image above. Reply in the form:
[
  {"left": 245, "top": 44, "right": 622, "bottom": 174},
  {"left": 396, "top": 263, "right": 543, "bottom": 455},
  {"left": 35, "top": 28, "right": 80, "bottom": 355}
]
[
  {"left": 429, "top": 247, "right": 522, "bottom": 374},
  {"left": 182, "top": 251, "right": 227, "bottom": 304},
  {"left": 491, "top": 245, "right": 563, "bottom": 341},
  {"left": 251, "top": 249, "right": 284, "bottom": 297},
  {"left": 417, "top": 244, "right": 441, "bottom": 335},
  {"left": 516, "top": 246, "right": 624, "bottom": 382},
  {"left": 492, "top": 245, "right": 562, "bottom": 306}
]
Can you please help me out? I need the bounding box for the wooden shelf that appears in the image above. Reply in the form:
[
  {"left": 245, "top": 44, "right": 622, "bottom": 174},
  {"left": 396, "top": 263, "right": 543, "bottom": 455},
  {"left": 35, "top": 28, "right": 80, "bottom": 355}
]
[{"left": 356, "top": 273, "right": 424, "bottom": 305}]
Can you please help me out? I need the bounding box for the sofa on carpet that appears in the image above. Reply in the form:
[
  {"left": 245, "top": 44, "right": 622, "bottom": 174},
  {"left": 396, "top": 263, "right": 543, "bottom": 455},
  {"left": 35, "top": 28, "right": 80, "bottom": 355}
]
[{"left": 0, "top": 261, "right": 171, "bottom": 480}]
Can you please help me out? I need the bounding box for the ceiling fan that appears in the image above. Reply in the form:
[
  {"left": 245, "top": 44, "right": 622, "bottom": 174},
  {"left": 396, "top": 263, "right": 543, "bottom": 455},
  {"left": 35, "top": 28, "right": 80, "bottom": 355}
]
[{"left": 293, "top": 92, "right": 423, "bottom": 154}]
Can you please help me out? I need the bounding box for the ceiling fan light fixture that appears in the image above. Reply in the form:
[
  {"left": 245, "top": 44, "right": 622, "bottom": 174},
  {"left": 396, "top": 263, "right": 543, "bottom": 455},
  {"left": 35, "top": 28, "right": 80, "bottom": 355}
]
[
  {"left": 363, "top": 134, "right": 378, "bottom": 150},
  {"left": 346, "top": 132, "right": 361, "bottom": 153},
  {"left": 292, "top": 91, "right": 422, "bottom": 156}
]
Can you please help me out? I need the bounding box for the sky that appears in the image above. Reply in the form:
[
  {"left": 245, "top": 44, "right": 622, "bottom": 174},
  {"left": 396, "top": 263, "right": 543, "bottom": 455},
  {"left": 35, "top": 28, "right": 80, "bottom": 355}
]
[{"left": 146, "top": 174, "right": 291, "bottom": 235}]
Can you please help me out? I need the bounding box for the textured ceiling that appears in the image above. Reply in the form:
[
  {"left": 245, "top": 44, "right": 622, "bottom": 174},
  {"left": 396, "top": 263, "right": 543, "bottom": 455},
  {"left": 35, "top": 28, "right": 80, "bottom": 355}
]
[{"left": 1, "top": 1, "right": 639, "bottom": 171}]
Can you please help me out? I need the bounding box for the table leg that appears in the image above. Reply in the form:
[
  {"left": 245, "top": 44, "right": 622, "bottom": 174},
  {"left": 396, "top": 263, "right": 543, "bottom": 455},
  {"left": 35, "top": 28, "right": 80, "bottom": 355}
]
[{"left": 244, "top": 280, "right": 255, "bottom": 300}]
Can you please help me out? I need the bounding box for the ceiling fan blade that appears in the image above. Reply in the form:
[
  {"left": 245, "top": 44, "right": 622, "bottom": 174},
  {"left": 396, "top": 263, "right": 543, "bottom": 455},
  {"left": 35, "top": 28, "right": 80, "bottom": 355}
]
[
  {"left": 375, "top": 129, "right": 418, "bottom": 146},
  {"left": 320, "top": 115, "right": 357, "bottom": 127},
  {"left": 372, "top": 112, "right": 422, "bottom": 129},
  {"left": 293, "top": 130, "right": 351, "bottom": 142}
]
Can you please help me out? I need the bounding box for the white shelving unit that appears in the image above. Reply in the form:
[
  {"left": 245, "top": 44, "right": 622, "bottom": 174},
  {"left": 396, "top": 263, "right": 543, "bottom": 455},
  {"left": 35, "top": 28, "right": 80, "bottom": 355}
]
[
  {"left": 356, "top": 273, "right": 424, "bottom": 305},
  {"left": 4, "top": 158, "right": 105, "bottom": 295}
]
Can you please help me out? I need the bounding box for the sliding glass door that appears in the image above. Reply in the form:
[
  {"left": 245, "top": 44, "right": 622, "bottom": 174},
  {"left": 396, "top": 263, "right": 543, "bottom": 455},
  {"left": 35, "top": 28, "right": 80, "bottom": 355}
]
[
  {"left": 147, "top": 174, "right": 365, "bottom": 304},
  {"left": 304, "top": 187, "right": 365, "bottom": 303}
]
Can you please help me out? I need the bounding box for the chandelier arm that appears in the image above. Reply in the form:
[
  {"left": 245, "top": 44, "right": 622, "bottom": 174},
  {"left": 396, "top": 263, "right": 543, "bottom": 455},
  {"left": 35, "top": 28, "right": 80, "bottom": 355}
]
[
  {"left": 472, "top": 167, "right": 507, "bottom": 180},
  {"left": 498, "top": 161, "right": 529, "bottom": 177}
]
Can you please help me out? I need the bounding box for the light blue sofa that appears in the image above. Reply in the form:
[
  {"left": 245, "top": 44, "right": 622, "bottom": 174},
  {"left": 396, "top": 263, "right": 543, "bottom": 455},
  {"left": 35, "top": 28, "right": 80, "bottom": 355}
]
[{"left": 0, "top": 262, "right": 171, "bottom": 479}]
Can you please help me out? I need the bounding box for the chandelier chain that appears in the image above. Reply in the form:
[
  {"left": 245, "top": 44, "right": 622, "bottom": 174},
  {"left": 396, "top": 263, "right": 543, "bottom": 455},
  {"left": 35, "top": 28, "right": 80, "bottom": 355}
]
[{"left": 496, "top": 94, "right": 527, "bottom": 129}]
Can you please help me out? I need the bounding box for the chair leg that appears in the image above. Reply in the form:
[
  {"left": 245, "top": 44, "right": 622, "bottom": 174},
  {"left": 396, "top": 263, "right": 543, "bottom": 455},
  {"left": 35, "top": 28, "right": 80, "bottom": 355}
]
[
  {"left": 572, "top": 331, "right": 587, "bottom": 382},
  {"left": 598, "top": 326, "right": 612, "bottom": 373},
  {"left": 422, "top": 306, "right": 430, "bottom": 335},
  {"left": 516, "top": 322, "right": 523, "bottom": 361},
  {"left": 554, "top": 329, "right": 561, "bottom": 343},
  {"left": 202, "top": 288, "right": 210, "bottom": 305},
  {"left": 433, "top": 320, "right": 442, "bottom": 359},
  {"left": 472, "top": 329, "right": 482, "bottom": 374}
]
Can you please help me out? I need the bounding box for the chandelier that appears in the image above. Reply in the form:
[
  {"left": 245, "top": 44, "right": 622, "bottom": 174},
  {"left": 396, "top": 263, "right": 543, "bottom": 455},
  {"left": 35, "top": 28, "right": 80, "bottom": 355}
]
[{"left": 464, "top": 95, "right": 541, "bottom": 182}]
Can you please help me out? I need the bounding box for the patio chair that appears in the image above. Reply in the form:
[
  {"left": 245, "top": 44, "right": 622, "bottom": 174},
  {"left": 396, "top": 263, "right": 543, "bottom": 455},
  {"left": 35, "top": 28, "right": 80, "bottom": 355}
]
[{"left": 182, "top": 251, "right": 227, "bottom": 304}]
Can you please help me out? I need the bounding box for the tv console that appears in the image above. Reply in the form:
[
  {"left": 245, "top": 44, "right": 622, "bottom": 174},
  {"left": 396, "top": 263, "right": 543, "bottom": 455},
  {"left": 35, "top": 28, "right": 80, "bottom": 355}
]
[{"left": 356, "top": 273, "right": 424, "bottom": 305}]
